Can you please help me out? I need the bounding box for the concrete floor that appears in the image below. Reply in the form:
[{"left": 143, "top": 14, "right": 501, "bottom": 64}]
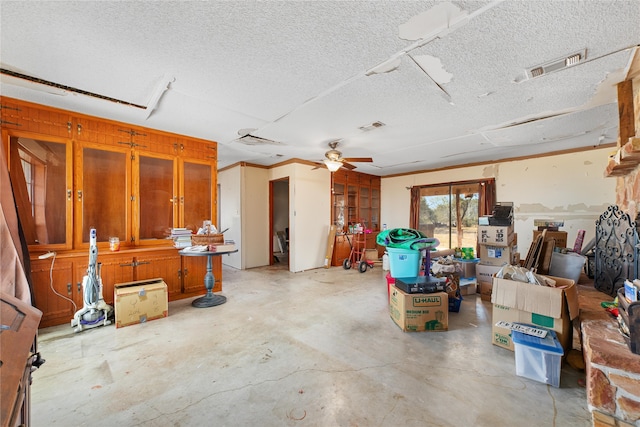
[{"left": 31, "top": 262, "right": 591, "bottom": 427}]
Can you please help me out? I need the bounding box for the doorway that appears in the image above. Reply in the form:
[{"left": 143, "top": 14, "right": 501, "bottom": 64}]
[{"left": 270, "top": 178, "right": 289, "bottom": 268}]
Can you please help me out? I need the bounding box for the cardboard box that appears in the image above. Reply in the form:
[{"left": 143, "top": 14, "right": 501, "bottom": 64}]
[
  {"left": 115, "top": 278, "right": 168, "bottom": 328},
  {"left": 490, "top": 275, "right": 579, "bottom": 351},
  {"left": 533, "top": 230, "right": 567, "bottom": 249},
  {"left": 479, "top": 244, "right": 518, "bottom": 266},
  {"left": 389, "top": 286, "right": 448, "bottom": 332},
  {"left": 475, "top": 263, "right": 502, "bottom": 284},
  {"left": 476, "top": 263, "right": 502, "bottom": 301},
  {"left": 459, "top": 277, "right": 477, "bottom": 295},
  {"left": 478, "top": 225, "right": 515, "bottom": 246},
  {"left": 479, "top": 281, "right": 493, "bottom": 302}
]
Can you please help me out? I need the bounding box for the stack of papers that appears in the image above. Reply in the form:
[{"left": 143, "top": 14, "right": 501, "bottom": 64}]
[{"left": 181, "top": 245, "right": 209, "bottom": 252}]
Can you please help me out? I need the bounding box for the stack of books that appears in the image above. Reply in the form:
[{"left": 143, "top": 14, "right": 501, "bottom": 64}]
[{"left": 170, "top": 228, "right": 193, "bottom": 248}]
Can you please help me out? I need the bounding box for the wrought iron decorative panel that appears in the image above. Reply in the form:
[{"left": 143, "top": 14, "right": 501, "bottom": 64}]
[{"left": 594, "top": 205, "right": 639, "bottom": 296}]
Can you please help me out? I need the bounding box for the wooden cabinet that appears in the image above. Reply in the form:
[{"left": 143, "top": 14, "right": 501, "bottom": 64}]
[
  {"left": 182, "top": 255, "right": 222, "bottom": 294},
  {"left": 331, "top": 234, "right": 353, "bottom": 266},
  {"left": 31, "top": 248, "right": 222, "bottom": 328},
  {"left": 331, "top": 171, "right": 380, "bottom": 233},
  {"left": 30, "top": 258, "right": 76, "bottom": 328},
  {"left": 330, "top": 171, "right": 381, "bottom": 265},
  {"left": 2, "top": 97, "right": 222, "bottom": 328}
]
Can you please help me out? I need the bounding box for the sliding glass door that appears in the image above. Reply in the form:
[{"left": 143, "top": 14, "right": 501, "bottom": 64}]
[{"left": 417, "top": 182, "right": 480, "bottom": 249}]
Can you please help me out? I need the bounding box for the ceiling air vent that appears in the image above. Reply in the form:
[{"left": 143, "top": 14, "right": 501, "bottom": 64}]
[
  {"left": 235, "top": 134, "right": 283, "bottom": 146},
  {"left": 359, "top": 121, "right": 386, "bottom": 132},
  {"left": 526, "top": 49, "right": 587, "bottom": 80}
]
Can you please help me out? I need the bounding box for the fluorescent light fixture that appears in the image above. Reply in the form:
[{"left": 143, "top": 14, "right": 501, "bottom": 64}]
[{"left": 324, "top": 159, "right": 343, "bottom": 172}]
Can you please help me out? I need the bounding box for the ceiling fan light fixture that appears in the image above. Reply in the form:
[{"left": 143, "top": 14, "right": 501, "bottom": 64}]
[{"left": 324, "top": 159, "right": 343, "bottom": 172}]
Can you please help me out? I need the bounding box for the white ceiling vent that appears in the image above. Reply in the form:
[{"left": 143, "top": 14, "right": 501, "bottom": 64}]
[
  {"left": 526, "top": 49, "right": 587, "bottom": 79},
  {"left": 234, "top": 134, "right": 283, "bottom": 146},
  {"left": 359, "top": 121, "right": 386, "bottom": 132}
]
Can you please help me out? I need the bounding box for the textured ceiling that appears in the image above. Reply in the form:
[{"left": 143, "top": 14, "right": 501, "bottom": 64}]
[{"left": 1, "top": 0, "right": 639, "bottom": 175}]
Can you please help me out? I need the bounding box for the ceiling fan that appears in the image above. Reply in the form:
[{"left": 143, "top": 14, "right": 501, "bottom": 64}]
[{"left": 318, "top": 140, "right": 373, "bottom": 172}]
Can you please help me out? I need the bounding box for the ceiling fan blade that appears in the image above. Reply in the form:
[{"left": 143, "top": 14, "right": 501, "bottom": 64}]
[
  {"left": 341, "top": 157, "right": 373, "bottom": 163},
  {"left": 342, "top": 162, "right": 357, "bottom": 170}
]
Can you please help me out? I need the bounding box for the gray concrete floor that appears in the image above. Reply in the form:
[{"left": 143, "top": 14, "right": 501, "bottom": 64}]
[{"left": 31, "top": 263, "right": 591, "bottom": 426}]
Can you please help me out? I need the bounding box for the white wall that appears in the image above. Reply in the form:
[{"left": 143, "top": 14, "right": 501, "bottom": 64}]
[
  {"left": 269, "top": 163, "right": 331, "bottom": 272},
  {"left": 242, "top": 166, "right": 270, "bottom": 268},
  {"left": 218, "top": 165, "right": 271, "bottom": 269},
  {"left": 381, "top": 148, "right": 616, "bottom": 254},
  {"left": 218, "top": 166, "right": 242, "bottom": 269}
]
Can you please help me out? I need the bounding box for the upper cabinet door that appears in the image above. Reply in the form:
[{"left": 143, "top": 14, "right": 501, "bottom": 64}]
[
  {"left": 135, "top": 153, "right": 177, "bottom": 243},
  {"left": 7, "top": 134, "right": 73, "bottom": 249},
  {"left": 75, "top": 143, "right": 131, "bottom": 246},
  {"left": 181, "top": 159, "right": 214, "bottom": 231}
]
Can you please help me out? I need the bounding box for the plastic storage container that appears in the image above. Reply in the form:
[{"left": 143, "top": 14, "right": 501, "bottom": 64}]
[
  {"left": 387, "top": 247, "right": 421, "bottom": 278},
  {"left": 511, "top": 327, "right": 564, "bottom": 387}
]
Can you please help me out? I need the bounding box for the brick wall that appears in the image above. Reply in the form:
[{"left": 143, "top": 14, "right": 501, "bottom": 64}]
[{"left": 617, "top": 77, "right": 640, "bottom": 220}]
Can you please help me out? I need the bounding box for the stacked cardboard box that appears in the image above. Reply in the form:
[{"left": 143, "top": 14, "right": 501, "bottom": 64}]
[
  {"left": 490, "top": 275, "right": 579, "bottom": 352},
  {"left": 389, "top": 285, "right": 448, "bottom": 332},
  {"left": 476, "top": 224, "right": 518, "bottom": 301}
]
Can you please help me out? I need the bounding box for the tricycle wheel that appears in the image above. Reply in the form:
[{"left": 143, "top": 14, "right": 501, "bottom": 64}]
[
  {"left": 343, "top": 258, "right": 352, "bottom": 270},
  {"left": 358, "top": 261, "right": 368, "bottom": 273}
]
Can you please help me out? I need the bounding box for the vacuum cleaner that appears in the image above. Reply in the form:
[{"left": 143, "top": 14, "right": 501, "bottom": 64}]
[{"left": 71, "top": 228, "right": 113, "bottom": 332}]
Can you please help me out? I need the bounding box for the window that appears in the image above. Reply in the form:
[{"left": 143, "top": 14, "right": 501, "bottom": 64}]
[{"left": 410, "top": 179, "right": 495, "bottom": 250}]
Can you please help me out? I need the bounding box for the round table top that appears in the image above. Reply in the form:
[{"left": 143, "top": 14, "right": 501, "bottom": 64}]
[{"left": 178, "top": 249, "right": 238, "bottom": 256}]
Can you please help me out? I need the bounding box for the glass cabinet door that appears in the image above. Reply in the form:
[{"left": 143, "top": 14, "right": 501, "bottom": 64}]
[
  {"left": 138, "top": 154, "right": 176, "bottom": 240},
  {"left": 359, "top": 186, "right": 370, "bottom": 229},
  {"left": 79, "top": 145, "right": 129, "bottom": 244},
  {"left": 333, "top": 182, "right": 345, "bottom": 231},
  {"left": 371, "top": 187, "right": 380, "bottom": 230},
  {"left": 8, "top": 135, "right": 72, "bottom": 247},
  {"left": 182, "top": 160, "right": 212, "bottom": 231},
  {"left": 347, "top": 184, "right": 358, "bottom": 227}
]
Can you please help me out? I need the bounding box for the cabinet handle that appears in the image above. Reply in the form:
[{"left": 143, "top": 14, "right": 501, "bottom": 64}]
[
  {"left": 77, "top": 123, "right": 82, "bottom": 134},
  {"left": 67, "top": 283, "right": 72, "bottom": 295},
  {"left": 119, "top": 262, "right": 135, "bottom": 267},
  {"left": 136, "top": 261, "right": 150, "bottom": 266},
  {"left": 77, "top": 282, "right": 82, "bottom": 292},
  {"left": 77, "top": 190, "right": 82, "bottom": 201},
  {"left": 183, "top": 268, "right": 188, "bottom": 277},
  {"left": 67, "top": 189, "right": 72, "bottom": 201},
  {"left": 178, "top": 270, "right": 182, "bottom": 279}
]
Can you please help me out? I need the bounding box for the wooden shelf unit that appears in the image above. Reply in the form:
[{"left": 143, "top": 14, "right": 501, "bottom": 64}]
[
  {"left": 330, "top": 170, "right": 381, "bottom": 266},
  {"left": 1, "top": 96, "right": 221, "bottom": 327}
]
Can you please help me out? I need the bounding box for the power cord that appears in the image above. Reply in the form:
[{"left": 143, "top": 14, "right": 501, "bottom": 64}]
[{"left": 41, "top": 252, "right": 77, "bottom": 313}]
